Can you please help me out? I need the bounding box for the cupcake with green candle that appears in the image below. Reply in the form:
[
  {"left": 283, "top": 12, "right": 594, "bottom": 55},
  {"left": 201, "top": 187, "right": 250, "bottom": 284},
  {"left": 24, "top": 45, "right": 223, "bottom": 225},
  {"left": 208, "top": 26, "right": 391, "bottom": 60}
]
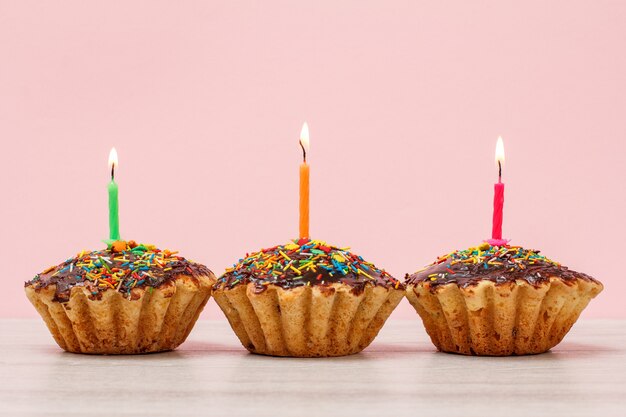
[
  {"left": 24, "top": 148, "right": 215, "bottom": 354},
  {"left": 25, "top": 240, "right": 215, "bottom": 354}
]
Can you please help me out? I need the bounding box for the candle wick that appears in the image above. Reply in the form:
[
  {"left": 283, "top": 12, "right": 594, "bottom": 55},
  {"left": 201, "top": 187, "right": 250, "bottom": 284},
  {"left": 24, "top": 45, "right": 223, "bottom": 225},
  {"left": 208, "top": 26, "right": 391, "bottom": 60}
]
[
  {"left": 498, "top": 160, "right": 502, "bottom": 182},
  {"left": 300, "top": 141, "right": 307, "bottom": 163},
  {"left": 111, "top": 164, "right": 115, "bottom": 181}
]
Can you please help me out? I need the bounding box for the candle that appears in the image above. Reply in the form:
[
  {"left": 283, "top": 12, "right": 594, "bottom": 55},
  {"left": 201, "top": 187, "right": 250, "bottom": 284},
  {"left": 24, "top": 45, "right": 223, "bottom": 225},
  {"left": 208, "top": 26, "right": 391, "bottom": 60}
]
[
  {"left": 488, "top": 137, "right": 507, "bottom": 246},
  {"left": 108, "top": 148, "right": 121, "bottom": 242},
  {"left": 299, "top": 122, "right": 310, "bottom": 239}
]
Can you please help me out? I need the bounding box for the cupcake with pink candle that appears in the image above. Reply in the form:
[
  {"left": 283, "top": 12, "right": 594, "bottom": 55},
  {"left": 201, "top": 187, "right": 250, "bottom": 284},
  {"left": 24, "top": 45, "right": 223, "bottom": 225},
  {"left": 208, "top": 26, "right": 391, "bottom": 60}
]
[
  {"left": 404, "top": 137, "right": 603, "bottom": 355},
  {"left": 405, "top": 243, "right": 602, "bottom": 356}
]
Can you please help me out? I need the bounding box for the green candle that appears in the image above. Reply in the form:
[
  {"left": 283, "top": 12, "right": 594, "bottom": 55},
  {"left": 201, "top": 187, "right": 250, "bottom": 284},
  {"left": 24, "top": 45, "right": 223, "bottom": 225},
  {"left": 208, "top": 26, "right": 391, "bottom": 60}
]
[{"left": 108, "top": 148, "right": 120, "bottom": 241}]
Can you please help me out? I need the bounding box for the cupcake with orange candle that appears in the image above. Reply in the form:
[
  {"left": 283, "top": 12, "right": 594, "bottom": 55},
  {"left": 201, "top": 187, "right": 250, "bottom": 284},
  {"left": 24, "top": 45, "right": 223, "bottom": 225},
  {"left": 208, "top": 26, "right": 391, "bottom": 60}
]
[
  {"left": 404, "top": 138, "right": 603, "bottom": 356},
  {"left": 24, "top": 149, "right": 215, "bottom": 354},
  {"left": 212, "top": 124, "right": 404, "bottom": 357}
]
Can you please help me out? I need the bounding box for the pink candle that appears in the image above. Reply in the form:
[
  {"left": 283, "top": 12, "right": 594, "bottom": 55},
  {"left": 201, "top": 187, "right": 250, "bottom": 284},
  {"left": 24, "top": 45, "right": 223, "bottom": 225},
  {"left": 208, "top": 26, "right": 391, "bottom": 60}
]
[
  {"left": 488, "top": 137, "right": 508, "bottom": 246},
  {"left": 492, "top": 179, "right": 504, "bottom": 240}
]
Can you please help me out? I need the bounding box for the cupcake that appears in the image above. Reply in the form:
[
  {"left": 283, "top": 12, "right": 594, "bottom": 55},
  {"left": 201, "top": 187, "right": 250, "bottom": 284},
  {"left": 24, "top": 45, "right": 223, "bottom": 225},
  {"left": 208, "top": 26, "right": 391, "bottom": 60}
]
[
  {"left": 405, "top": 243, "right": 603, "bottom": 356},
  {"left": 213, "top": 238, "right": 404, "bottom": 357},
  {"left": 25, "top": 240, "right": 215, "bottom": 354}
]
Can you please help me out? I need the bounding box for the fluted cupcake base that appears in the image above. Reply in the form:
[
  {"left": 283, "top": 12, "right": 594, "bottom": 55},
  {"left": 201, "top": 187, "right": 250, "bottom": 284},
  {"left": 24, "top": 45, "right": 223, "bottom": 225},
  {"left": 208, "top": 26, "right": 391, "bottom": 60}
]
[
  {"left": 25, "top": 274, "right": 215, "bottom": 354},
  {"left": 213, "top": 283, "right": 405, "bottom": 357},
  {"left": 406, "top": 277, "right": 603, "bottom": 356}
]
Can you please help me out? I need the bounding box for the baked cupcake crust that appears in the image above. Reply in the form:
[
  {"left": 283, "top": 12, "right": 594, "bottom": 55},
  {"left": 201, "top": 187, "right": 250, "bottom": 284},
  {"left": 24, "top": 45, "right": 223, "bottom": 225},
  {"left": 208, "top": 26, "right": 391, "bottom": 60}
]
[
  {"left": 214, "top": 282, "right": 404, "bottom": 357},
  {"left": 25, "top": 274, "right": 215, "bottom": 354}
]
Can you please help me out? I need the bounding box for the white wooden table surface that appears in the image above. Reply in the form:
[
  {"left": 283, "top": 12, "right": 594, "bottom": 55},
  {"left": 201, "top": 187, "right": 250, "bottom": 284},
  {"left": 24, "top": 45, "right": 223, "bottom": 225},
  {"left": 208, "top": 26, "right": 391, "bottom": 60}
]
[{"left": 1, "top": 319, "right": 624, "bottom": 417}]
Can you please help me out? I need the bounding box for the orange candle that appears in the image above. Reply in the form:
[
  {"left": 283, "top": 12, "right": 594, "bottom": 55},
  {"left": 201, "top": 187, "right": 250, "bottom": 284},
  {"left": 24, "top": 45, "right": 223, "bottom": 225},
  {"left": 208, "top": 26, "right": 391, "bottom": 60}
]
[{"left": 299, "top": 122, "right": 310, "bottom": 238}]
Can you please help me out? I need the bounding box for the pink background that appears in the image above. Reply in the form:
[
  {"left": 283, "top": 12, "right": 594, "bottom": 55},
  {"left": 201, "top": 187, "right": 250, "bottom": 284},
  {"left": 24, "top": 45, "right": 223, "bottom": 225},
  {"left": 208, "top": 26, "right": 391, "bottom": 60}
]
[{"left": 1, "top": 1, "right": 624, "bottom": 319}]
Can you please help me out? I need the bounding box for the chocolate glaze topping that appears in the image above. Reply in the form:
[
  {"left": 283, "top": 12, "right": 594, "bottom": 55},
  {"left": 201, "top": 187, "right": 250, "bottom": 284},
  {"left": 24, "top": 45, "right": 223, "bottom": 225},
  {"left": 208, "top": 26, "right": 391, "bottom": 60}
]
[
  {"left": 25, "top": 241, "right": 212, "bottom": 302},
  {"left": 216, "top": 238, "right": 403, "bottom": 294},
  {"left": 405, "top": 243, "right": 600, "bottom": 290}
]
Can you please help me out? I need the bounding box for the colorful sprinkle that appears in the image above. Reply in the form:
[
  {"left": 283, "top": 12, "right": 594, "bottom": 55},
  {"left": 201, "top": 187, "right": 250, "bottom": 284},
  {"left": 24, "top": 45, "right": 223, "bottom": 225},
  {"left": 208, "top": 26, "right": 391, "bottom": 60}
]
[
  {"left": 26, "top": 241, "right": 211, "bottom": 301},
  {"left": 404, "top": 243, "right": 586, "bottom": 289},
  {"left": 217, "top": 238, "right": 401, "bottom": 292}
]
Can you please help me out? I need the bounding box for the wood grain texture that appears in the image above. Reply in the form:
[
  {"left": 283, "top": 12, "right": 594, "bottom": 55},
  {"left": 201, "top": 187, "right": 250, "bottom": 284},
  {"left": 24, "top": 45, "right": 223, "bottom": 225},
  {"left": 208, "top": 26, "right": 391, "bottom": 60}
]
[{"left": 0, "top": 319, "right": 624, "bottom": 417}]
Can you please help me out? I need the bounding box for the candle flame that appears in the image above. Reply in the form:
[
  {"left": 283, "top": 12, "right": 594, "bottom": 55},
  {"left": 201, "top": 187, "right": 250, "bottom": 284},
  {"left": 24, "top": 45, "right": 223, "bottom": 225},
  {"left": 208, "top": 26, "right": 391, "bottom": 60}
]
[
  {"left": 495, "top": 136, "right": 505, "bottom": 166},
  {"left": 300, "top": 122, "right": 310, "bottom": 153},
  {"left": 108, "top": 147, "right": 118, "bottom": 168}
]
